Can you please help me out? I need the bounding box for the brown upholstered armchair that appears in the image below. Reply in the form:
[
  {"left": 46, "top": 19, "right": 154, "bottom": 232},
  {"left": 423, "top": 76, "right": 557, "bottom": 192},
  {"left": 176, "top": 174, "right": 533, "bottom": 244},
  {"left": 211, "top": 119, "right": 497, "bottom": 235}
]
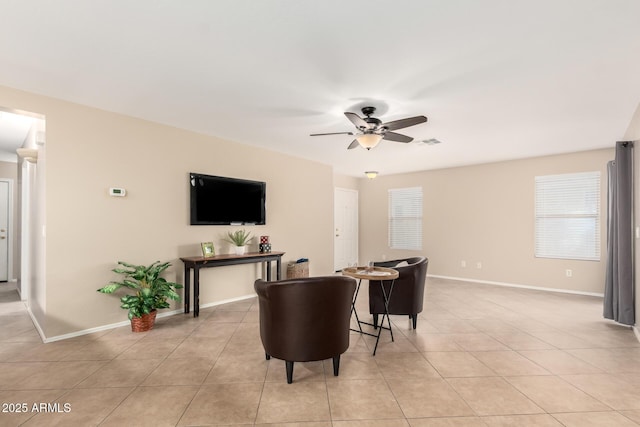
[
  {"left": 254, "top": 276, "right": 356, "bottom": 384},
  {"left": 369, "top": 257, "right": 428, "bottom": 329}
]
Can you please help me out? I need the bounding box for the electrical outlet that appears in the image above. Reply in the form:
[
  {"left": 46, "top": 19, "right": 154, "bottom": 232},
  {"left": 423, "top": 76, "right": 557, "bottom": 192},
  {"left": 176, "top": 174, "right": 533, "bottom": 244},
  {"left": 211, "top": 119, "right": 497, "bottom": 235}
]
[
  {"left": 476, "top": 262, "right": 482, "bottom": 269},
  {"left": 461, "top": 260, "right": 466, "bottom": 268},
  {"left": 566, "top": 269, "right": 572, "bottom": 277}
]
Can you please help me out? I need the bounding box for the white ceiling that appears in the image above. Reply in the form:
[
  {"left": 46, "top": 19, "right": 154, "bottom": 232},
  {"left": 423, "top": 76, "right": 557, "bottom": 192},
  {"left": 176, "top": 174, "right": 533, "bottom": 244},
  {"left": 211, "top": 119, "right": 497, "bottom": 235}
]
[{"left": 1, "top": 1, "right": 639, "bottom": 176}]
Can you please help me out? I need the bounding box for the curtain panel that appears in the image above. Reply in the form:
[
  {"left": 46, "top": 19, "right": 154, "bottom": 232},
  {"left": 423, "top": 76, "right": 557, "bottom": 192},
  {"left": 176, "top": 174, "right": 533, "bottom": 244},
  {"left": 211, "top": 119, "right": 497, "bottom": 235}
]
[{"left": 603, "top": 141, "right": 634, "bottom": 325}]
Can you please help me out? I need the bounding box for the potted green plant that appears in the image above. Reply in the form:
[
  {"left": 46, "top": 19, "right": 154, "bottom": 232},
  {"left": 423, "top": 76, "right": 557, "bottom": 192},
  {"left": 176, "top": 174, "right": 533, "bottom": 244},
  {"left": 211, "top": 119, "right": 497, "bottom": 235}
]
[
  {"left": 225, "top": 229, "right": 253, "bottom": 255},
  {"left": 97, "top": 261, "right": 183, "bottom": 332}
]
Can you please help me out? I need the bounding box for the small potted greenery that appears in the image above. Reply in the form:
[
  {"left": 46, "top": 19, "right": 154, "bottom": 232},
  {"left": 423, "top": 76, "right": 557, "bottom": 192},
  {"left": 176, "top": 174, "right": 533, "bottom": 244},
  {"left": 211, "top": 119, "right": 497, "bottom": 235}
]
[
  {"left": 97, "top": 261, "right": 183, "bottom": 332},
  {"left": 225, "top": 229, "right": 253, "bottom": 255}
]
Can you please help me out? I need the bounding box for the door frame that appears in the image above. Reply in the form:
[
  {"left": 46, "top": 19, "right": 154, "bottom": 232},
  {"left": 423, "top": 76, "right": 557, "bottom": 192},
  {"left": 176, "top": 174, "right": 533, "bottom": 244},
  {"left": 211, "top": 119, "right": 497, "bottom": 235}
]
[{"left": 0, "top": 178, "right": 14, "bottom": 283}]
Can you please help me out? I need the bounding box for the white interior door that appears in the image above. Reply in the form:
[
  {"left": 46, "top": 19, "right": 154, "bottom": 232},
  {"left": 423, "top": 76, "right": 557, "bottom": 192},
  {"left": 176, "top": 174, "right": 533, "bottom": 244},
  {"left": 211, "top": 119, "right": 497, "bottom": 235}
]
[
  {"left": 334, "top": 188, "right": 358, "bottom": 271},
  {"left": 0, "top": 181, "right": 9, "bottom": 281}
]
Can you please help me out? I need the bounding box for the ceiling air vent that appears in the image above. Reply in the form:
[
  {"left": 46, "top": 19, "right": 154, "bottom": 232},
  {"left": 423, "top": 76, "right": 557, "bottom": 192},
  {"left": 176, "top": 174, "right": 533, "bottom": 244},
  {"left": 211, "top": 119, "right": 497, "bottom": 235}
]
[{"left": 421, "top": 138, "right": 442, "bottom": 145}]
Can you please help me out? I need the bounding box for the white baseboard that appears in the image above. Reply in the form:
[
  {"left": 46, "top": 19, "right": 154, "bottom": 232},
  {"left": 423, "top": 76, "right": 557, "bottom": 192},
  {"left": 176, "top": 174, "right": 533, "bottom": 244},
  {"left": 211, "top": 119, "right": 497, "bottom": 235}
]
[
  {"left": 195, "top": 293, "right": 256, "bottom": 312},
  {"left": 41, "top": 293, "right": 257, "bottom": 343},
  {"left": 27, "top": 307, "right": 47, "bottom": 343},
  {"left": 634, "top": 325, "right": 640, "bottom": 343},
  {"left": 428, "top": 274, "right": 605, "bottom": 298}
]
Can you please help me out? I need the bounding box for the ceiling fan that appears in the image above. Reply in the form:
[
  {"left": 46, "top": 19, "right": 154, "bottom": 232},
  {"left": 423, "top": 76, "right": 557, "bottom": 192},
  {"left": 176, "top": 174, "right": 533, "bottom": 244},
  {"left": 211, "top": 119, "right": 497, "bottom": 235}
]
[{"left": 310, "top": 106, "right": 427, "bottom": 150}]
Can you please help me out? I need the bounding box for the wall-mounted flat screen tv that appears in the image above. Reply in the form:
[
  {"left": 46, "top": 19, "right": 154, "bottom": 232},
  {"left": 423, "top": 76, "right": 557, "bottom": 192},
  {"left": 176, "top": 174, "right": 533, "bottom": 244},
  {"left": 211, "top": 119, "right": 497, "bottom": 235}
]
[{"left": 190, "top": 173, "right": 266, "bottom": 225}]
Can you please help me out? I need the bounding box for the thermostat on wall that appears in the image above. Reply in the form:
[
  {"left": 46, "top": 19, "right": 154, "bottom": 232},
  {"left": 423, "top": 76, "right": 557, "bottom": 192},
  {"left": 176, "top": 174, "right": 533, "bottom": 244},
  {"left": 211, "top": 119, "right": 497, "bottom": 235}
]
[{"left": 109, "top": 187, "right": 127, "bottom": 197}]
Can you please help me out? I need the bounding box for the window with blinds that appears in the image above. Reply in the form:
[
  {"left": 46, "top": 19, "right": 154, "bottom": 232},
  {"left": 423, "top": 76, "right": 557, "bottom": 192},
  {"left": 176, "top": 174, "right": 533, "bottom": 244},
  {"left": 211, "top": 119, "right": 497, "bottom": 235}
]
[
  {"left": 388, "top": 187, "right": 423, "bottom": 250},
  {"left": 534, "top": 171, "right": 601, "bottom": 261}
]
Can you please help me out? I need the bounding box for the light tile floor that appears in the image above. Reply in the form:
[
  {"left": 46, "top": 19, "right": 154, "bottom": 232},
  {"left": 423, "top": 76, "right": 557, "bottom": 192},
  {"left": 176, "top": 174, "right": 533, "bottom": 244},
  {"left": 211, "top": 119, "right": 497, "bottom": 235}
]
[{"left": 0, "top": 277, "right": 639, "bottom": 426}]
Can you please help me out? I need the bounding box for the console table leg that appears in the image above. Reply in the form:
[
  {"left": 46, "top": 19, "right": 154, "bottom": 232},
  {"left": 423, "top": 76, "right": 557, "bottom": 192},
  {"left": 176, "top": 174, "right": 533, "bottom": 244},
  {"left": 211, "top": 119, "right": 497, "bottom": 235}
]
[
  {"left": 184, "top": 264, "right": 190, "bottom": 314},
  {"left": 194, "top": 267, "right": 200, "bottom": 317},
  {"left": 266, "top": 261, "right": 272, "bottom": 281}
]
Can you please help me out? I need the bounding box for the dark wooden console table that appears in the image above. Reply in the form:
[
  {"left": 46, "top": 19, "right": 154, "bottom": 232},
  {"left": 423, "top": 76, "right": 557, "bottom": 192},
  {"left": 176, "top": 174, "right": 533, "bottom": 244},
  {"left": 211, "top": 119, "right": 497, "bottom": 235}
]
[{"left": 180, "top": 251, "right": 285, "bottom": 317}]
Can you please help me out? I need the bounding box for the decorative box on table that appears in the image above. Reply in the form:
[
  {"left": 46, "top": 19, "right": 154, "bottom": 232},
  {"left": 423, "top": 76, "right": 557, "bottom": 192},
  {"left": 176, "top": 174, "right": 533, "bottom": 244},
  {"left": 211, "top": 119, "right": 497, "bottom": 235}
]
[{"left": 259, "top": 236, "right": 272, "bottom": 253}]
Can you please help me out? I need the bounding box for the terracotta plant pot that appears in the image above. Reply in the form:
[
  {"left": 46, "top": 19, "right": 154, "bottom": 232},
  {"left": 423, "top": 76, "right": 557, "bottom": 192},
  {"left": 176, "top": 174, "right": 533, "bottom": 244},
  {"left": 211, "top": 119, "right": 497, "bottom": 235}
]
[{"left": 130, "top": 310, "right": 157, "bottom": 332}]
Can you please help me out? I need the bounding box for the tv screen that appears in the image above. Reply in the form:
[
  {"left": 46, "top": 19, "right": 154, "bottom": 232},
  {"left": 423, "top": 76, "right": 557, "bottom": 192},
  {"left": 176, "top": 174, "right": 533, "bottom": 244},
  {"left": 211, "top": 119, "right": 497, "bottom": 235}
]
[{"left": 190, "top": 173, "right": 266, "bottom": 225}]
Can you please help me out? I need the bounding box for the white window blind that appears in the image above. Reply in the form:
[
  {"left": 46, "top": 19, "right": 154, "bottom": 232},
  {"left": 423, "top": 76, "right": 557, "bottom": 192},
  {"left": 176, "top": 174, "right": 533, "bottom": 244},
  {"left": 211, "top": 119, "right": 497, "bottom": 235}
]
[
  {"left": 389, "top": 187, "right": 423, "bottom": 250},
  {"left": 535, "top": 171, "right": 600, "bottom": 260}
]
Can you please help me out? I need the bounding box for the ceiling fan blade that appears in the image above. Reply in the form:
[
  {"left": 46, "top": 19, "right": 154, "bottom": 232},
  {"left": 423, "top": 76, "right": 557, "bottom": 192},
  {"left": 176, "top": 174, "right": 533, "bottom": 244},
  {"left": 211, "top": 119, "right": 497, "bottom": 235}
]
[
  {"left": 383, "top": 132, "right": 414, "bottom": 143},
  {"left": 344, "top": 112, "right": 370, "bottom": 129},
  {"left": 382, "top": 116, "right": 427, "bottom": 131},
  {"left": 310, "top": 131, "right": 354, "bottom": 136},
  {"left": 347, "top": 139, "right": 360, "bottom": 150}
]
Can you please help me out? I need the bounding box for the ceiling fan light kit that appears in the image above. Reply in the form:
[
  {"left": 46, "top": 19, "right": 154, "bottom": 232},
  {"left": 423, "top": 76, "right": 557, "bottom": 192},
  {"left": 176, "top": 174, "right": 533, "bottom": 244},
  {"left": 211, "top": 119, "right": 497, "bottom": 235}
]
[
  {"left": 310, "top": 106, "right": 427, "bottom": 150},
  {"left": 356, "top": 133, "right": 383, "bottom": 149}
]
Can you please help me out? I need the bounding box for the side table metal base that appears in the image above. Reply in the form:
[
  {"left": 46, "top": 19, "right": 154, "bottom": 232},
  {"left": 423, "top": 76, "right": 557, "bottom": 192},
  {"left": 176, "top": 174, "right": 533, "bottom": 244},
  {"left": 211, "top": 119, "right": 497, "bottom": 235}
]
[{"left": 349, "top": 278, "right": 396, "bottom": 356}]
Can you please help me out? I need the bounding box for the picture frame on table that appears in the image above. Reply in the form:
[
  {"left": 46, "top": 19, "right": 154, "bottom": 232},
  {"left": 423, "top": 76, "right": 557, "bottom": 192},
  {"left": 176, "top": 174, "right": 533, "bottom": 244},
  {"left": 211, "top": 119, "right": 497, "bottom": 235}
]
[{"left": 201, "top": 242, "right": 215, "bottom": 257}]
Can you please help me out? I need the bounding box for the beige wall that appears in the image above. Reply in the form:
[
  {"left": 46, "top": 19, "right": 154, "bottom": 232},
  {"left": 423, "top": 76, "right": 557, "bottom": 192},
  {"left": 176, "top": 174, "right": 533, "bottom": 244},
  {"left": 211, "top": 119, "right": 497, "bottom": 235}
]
[
  {"left": 0, "top": 85, "right": 335, "bottom": 339},
  {"left": 333, "top": 173, "right": 359, "bottom": 191},
  {"left": 360, "top": 149, "right": 614, "bottom": 294}
]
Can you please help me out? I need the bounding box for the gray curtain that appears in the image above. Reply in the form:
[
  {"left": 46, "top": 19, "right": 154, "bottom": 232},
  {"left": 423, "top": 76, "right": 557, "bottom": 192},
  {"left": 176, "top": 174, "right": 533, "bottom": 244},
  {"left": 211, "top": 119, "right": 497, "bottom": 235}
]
[{"left": 603, "top": 141, "right": 634, "bottom": 325}]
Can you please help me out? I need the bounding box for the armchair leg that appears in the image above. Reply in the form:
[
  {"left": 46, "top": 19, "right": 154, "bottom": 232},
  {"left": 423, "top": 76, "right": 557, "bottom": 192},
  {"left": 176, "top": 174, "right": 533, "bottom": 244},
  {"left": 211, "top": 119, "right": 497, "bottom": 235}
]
[
  {"left": 412, "top": 314, "right": 417, "bottom": 329},
  {"left": 286, "top": 361, "right": 294, "bottom": 384},
  {"left": 332, "top": 355, "right": 341, "bottom": 376},
  {"left": 265, "top": 353, "right": 271, "bottom": 360},
  {"left": 373, "top": 314, "right": 379, "bottom": 329}
]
